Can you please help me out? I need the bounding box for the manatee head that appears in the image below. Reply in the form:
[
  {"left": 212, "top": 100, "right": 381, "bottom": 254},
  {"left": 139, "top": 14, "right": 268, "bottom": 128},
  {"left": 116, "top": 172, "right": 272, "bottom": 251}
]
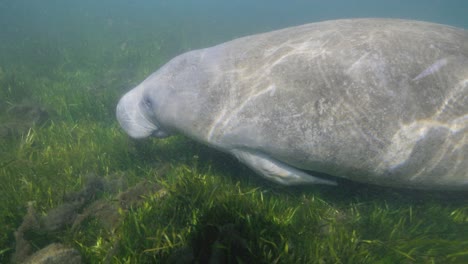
[
  {"left": 116, "top": 85, "right": 169, "bottom": 139},
  {"left": 116, "top": 50, "right": 208, "bottom": 139}
]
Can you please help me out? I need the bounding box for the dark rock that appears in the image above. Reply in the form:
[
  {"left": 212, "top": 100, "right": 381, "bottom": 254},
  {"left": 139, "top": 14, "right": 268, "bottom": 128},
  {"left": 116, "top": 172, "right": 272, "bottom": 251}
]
[{"left": 177, "top": 223, "right": 256, "bottom": 264}]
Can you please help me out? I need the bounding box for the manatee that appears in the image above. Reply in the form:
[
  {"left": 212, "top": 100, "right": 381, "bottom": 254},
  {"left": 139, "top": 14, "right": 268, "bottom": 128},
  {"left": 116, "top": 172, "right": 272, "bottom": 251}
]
[{"left": 116, "top": 18, "right": 468, "bottom": 190}]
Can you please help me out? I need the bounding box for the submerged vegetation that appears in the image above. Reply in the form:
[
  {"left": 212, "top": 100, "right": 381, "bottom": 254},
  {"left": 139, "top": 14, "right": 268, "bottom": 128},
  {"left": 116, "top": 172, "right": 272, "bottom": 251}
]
[{"left": 1, "top": 6, "right": 467, "bottom": 263}]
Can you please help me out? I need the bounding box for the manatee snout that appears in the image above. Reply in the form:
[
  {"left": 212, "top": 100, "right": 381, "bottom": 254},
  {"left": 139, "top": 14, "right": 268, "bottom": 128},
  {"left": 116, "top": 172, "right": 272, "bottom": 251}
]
[{"left": 116, "top": 89, "right": 157, "bottom": 139}]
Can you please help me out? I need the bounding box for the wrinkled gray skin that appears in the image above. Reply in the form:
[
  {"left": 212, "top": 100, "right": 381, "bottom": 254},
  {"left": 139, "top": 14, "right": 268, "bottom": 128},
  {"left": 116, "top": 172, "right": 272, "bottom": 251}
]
[{"left": 117, "top": 19, "right": 468, "bottom": 190}]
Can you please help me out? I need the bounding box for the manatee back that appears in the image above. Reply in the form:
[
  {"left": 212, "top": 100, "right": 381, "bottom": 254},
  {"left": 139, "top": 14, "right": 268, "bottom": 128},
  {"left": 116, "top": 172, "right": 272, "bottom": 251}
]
[{"left": 199, "top": 19, "right": 468, "bottom": 189}]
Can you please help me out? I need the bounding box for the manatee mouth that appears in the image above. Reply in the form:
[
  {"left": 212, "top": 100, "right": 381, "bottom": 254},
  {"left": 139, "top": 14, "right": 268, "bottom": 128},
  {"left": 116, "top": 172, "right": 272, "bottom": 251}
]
[
  {"left": 116, "top": 90, "right": 164, "bottom": 139},
  {"left": 151, "top": 128, "right": 170, "bottom": 138}
]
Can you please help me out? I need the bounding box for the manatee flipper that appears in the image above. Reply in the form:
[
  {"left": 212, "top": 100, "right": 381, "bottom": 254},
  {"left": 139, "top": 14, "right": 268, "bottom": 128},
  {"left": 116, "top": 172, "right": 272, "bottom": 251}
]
[{"left": 231, "top": 149, "right": 337, "bottom": 186}]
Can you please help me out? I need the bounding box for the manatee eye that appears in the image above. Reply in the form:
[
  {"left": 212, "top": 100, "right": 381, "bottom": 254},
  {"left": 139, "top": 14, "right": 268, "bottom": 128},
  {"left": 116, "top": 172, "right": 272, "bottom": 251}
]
[{"left": 143, "top": 97, "right": 152, "bottom": 110}]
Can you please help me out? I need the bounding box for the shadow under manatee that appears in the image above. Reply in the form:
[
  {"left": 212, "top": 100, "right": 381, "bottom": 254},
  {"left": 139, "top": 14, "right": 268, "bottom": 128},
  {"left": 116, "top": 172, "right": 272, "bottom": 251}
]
[{"left": 307, "top": 176, "right": 468, "bottom": 207}]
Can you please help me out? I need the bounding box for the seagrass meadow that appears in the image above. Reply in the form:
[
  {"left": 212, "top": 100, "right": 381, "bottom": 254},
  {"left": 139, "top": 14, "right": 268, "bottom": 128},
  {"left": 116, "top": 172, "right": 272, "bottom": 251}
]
[{"left": 1, "top": 1, "right": 468, "bottom": 263}]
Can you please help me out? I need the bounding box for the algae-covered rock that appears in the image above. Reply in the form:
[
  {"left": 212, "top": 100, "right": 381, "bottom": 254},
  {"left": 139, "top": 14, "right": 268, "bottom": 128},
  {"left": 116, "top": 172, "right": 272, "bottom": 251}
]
[
  {"left": 0, "top": 100, "right": 49, "bottom": 138},
  {"left": 22, "top": 243, "right": 82, "bottom": 264},
  {"left": 11, "top": 174, "right": 165, "bottom": 263}
]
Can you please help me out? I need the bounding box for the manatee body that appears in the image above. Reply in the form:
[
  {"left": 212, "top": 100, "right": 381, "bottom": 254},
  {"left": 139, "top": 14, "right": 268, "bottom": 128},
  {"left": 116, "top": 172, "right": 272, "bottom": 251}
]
[{"left": 117, "top": 19, "right": 468, "bottom": 190}]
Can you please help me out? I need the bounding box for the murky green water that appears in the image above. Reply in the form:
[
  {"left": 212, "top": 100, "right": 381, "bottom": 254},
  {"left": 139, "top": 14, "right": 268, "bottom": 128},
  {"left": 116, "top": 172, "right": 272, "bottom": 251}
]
[{"left": 1, "top": 1, "right": 467, "bottom": 263}]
